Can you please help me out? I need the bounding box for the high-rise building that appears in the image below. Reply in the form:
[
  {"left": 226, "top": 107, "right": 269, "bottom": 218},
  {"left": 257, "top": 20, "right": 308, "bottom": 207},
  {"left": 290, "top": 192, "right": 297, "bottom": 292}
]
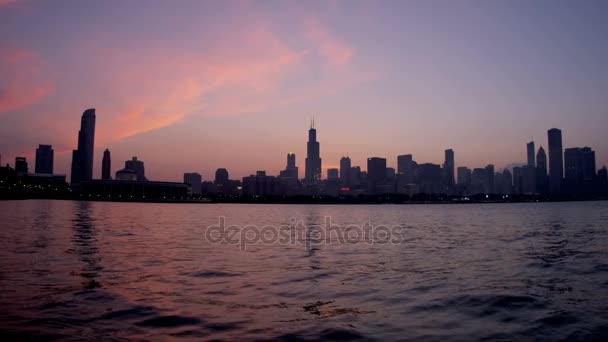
[
  {"left": 527, "top": 141, "right": 535, "bottom": 167},
  {"left": 215, "top": 168, "right": 229, "bottom": 185},
  {"left": 280, "top": 153, "right": 299, "bottom": 179},
  {"left": 548, "top": 128, "right": 563, "bottom": 194},
  {"left": 521, "top": 165, "right": 537, "bottom": 194},
  {"left": 125, "top": 156, "right": 146, "bottom": 181},
  {"left": 457, "top": 167, "right": 471, "bottom": 186},
  {"left": 501, "top": 169, "right": 513, "bottom": 194},
  {"left": 184, "top": 173, "right": 202, "bottom": 195},
  {"left": 397, "top": 154, "right": 414, "bottom": 183},
  {"left": 564, "top": 147, "right": 596, "bottom": 192},
  {"left": 417, "top": 163, "right": 442, "bottom": 194},
  {"left": 340, "top": 156, "right": 351, "bottom": 185},
  {"left": 327, "top": 168, "right": 339, "bottom": 180},
  {"left": 536, "top": 146, "right": 548, "bottom": 194},
  {"left": 102, "top": 149, "right": 111, "bottom": 180},
  {"left": 72, "top": 108, "right": 95, "bottom": 184},
  {"left": 15, "top": 157, "right": 28, "bottom": 174},
  {"left": 70, "top": 108, "right": 96, "bottom": 185},
  {"left": 349, "top": 166, "right": 361, "bottom": 187},
  {"left": 485, "top": 164, "right": 495, "bottom": 193},
  {"left": 367, "top": 157, "right": 387, "bottom": 194},
  {"left": 35, "top": 144, "right": 53, "bottom": 174},
  {"left": 305, "top": 120, "right": 322, "bottom": 186},
  {"left": 443, "top": 149, "right": 455, "bottom": 187}
]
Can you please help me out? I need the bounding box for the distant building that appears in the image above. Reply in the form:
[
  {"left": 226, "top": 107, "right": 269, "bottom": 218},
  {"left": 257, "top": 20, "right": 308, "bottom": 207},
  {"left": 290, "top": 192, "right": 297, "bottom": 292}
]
[
  {"left": 443, "top": 149, "right": 455, "bottom": 188},
  {"left": 102, "top": 149, "right": 112, "bottom": 180},
  {"left": 397, "top": 154, "right": 414, "bottom": 184},
  {"left": 71, "top": 108, "right": 96, "bottom": 185},
  {"left": 367, "top": 157, "right": 387, "bottom": 194},
  {"left": 485, "top": 164, "right": 495, "bottom": 193},
  {"left": 349, "top": 166, "right": 361, "bottom": 188},
  {"left": 417, "top": 163, "right": 442, "bottom": 194},
  {"left": 15, "top": 157, "right": 28, "bottom": 174},
  {"left": 242, "top": 171, "right": 275, "bottom": 196},
  {"left": 457, "top": 167, "right": 471, "bottom": 187},
  {"left": 513, "top": 167, "right": 523, "bottom": 194},
  {"left": 527, "top": 141, "right": 535, "bottom": 167},
  {"left": 279, "top": 153, "right": 298, "bottom": 179},
  {"left": 327, "top": 168, "right": 339, "bottom": 180},
  {"left": 471, "top": 168, "right": 487, "bottom": 194},
  {"left": 521, "top": 165, "right": 537, "bottom": 194},
  {"left": 116, "top": 168, "right": 137, "bottom": 181},
  {"left": 184, "top": 172, "right": 202, "bottom": 195},
  {"left": 304, "top": 120, "right": 322, "bottom": 186},
  {"left": 536, "top": 146, "right": 548, "bottom": 194},
  {"left": 340, "top": 156, "right": 351, "bottom": 185},
  {"left": 548, "top": 128, "right": 563, "bottom": 194},
  {"left": 125, "top": 157, "right": 146, "bottom": 181},
  {"left": 215, "top": 168, "right": 229, "bottom": 185},
  {"left": 35, "top": 144, "right": 53, "bottom": 174},
  {"left": 564, "top": 147, "right": 596, "bottom": 193},
  {"left": 501, "top": 169, "right": 513, "bottom": 194}
]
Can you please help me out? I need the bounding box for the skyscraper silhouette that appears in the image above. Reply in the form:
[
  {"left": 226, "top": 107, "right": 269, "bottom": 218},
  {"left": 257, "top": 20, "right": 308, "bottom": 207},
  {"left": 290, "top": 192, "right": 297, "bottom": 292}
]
[
  {"left": 102, "top": 149, "right": 111, "bottom": 180},
  {"left": 548, "top": 128, "right": 563, "bottom": 194},
  {"left": 340, "top": 156, "right": 351, "bottom": 185},
  {"left": 15, "top": 157, "right": 28, "bottom": 174},
  {"left": 125, "top": 156, "right": 146, "bottom": 181},
  {"left": 305, "top": 119, "right": 322, "bottom": 186},
  {"left": 70, "top": 108, "right": 96, "bottom": 184},
  {"left": 527, "top": 141, "right": 535, "bottom": 167},
  {"left": 443, "top": 149, "right": 455, "bottom": 187},
  {"left": 35, "top": 144, "right": 53, "bottom": 174}
]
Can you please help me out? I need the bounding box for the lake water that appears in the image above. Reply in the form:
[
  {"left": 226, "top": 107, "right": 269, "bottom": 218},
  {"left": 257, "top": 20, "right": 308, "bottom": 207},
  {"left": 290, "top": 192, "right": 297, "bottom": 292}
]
[{"left": 0, "top": 200, "right": 607, "bottom": 341}]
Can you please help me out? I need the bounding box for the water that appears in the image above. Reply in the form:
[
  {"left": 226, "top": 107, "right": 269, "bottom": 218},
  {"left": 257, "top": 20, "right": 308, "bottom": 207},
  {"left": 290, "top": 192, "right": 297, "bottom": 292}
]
[{"left": 1, "top": 200, "right": 607, "bottom": 341}]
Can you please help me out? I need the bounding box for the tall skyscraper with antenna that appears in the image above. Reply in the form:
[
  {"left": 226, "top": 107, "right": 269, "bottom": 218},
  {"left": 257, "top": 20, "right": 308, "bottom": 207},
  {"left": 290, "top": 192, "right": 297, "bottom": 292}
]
[{"left": 305, "top": 118, "right": 322, "bottom": 186}]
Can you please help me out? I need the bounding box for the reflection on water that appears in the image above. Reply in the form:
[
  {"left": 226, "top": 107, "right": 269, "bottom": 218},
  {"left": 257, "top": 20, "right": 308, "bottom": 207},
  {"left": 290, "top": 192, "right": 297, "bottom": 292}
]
[
  {"left": 0, "top": 200, "right": 607, "bottom": 341},
  {"left": 70, "top": 201, "right": 102, "bottom": 290}
]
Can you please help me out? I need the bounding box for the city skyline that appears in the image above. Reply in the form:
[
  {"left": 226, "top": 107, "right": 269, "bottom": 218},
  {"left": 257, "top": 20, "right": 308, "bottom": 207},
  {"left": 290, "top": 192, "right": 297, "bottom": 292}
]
[{"left": 1, "top": 0, "right": 607, "bottom": 181}]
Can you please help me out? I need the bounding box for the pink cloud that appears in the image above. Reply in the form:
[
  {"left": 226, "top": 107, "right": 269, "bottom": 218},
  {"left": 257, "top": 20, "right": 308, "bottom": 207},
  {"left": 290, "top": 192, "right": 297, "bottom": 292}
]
[
  {"left": 304, "top": 17, "right": 353, "bottom": 66},
  {"left": 0, "top": 47, "right": 53, "bottom": 113}
]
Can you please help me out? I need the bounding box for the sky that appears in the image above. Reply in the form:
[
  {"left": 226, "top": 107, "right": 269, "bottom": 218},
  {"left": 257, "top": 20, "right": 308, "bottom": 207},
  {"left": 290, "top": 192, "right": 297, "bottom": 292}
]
[{"left": 1, "top": 0, "right": 607, "bottom": 181}]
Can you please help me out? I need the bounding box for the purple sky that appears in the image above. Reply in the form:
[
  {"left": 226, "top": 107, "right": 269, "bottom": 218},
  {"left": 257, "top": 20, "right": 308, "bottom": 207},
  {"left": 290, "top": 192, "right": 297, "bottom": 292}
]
[{"left": 1, "top": 0, "right": 607, "bottom": 181}]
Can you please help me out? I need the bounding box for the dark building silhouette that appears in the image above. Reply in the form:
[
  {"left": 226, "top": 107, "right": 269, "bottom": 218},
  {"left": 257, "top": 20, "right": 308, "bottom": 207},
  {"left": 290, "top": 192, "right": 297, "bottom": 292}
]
[
  {"left": 242, "top": 171, "right": 275, "bottom": 196},
  {"left": 349, "top": 166, "right": 361, "bottom": 188},
  {"left": 485, "top": 164, "right": 495, "bottom": 193},
  {"left": 71, "top": 108, "right": 96, "bottom": 185},
  {"left": 521, "top": 165, "right": 537, "bottom": 194},
  {"left": 35, "top": 144, "right": 53, "bottom": 174},
  {"left": 417, "top": 163, "right": 442, "bottom": 194},
  {"left": 15, "top": 157, "right": 28, "bottom": 174},
  {"left": 397, "top": 154, "right": 414, "bottom": 183},
  {"left": 279, "top": 153, "right": 298, "bottom": 179},
  {"left": 548, "top": 128, "right": 563, "bottom": 194},
  {"left": 102, "top": 149, "right": 111, "bottom": 180},
  {"left": 527, "top": 141, "right": 535, "bottom": 167},
  {"left": 471, "top": 168, "right": 486, "bottom": 194},
  {"left": 340, "top": 156, "right": 351, "bottom": 185},
  {"left": 443, "top": 149, "right": 455, "bottom": 188},
  {"left": 327, "top": 168, "right": 339, "bottom": 180},
  {"left": 116, "top": 168, "right": 137, "bottom": 181},
  {"left": 215, "top": 168, "right": 229, "bottom": 185},
  {"left": 125, "top": 156, "right": 146, "bottom": 181},
  {"left": 536, "top": 146, "right": 548, "bottom": 193},
  {"left": 305, "top": 120, "right": 322, "bottom": 186},
  {"left": 184, "top": 172, "right": 202, "bottom": 195},
  {"left": 513, "top": 166, "right": 523, "bottom": 194},
  {"left": 457, "top": 166, "right": 471, "bottom": 187},
  {"left": 367, "top": 157, "right": 387, "bottom": 194},
  {"left": 501, "top": 169, "right": 513, "bottom": 194},
  {"left": 564, "top": 147, "right": 596, "bottom": 193}
]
